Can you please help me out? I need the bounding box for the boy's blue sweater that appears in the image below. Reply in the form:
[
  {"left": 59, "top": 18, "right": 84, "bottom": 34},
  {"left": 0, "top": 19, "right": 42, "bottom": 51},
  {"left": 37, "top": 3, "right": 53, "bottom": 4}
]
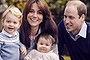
[
  {"left": 0, "top": 31, "right": 21, "bottom": 60},
  {"left": 58, "top": 20, "right": 90, "bottom": 60}
]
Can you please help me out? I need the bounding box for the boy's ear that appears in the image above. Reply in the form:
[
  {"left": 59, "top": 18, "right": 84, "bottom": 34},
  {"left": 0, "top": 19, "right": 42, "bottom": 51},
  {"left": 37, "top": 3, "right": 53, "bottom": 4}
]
[
  {"left": 0, "top": 20, "right": 4, "bottom": 30},
  {"left": 17, "top": 23, "right": 21, "bottom": 29},
  {"left": 51, "top": 45, "right": 54, "bottom": 50},
  {"left": 1, "top": 19, "right": 4, "bottom": 26},
  {"left": 18, "top": 24, "right": 21, "bottom": 28}
]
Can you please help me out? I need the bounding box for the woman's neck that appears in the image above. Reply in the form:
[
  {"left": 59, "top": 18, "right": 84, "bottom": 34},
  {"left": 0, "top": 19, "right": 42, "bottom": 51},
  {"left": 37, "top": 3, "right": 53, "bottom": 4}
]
[{"left": 29, "top": 26, "right": 39, "bottom": 40}]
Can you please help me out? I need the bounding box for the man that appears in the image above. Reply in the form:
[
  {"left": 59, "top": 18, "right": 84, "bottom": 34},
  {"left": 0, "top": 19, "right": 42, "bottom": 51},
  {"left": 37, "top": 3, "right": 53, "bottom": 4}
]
[{"left": 58, "top": 0, "right": 90, "bottom": 60}]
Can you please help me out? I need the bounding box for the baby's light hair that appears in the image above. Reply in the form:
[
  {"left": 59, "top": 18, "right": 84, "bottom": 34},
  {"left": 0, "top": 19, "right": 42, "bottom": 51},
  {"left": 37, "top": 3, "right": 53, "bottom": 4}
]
[{"left": 2, "top": 5, "right": 22, "bottom": 24}]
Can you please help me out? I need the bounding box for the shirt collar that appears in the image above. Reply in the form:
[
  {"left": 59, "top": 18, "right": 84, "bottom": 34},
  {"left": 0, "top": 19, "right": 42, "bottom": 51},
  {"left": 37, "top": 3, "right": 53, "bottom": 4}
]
[
  {"left": 78, "top": 21, "right": 87, "bottom": 38},
  {"left": 68, "top": 21, "right": 87, "bottom": 41},
  {"left": 1, "top": 29, "right": 18, "bottom": 37},
  {"left": 35, "top": 27, "right": 41, "bottom": 38}
]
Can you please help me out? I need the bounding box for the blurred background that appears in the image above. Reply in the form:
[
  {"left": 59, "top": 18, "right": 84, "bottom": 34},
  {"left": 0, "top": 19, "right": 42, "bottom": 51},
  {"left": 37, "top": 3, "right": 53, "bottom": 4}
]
[{"left": 0, "top": 0, "right": 90, "bottom": 60}]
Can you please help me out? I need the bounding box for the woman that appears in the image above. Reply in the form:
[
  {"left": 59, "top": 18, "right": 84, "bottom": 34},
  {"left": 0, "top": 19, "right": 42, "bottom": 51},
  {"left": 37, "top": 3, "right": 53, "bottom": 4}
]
[{"left": 19, "top": 0, "right": 58, "bottom": 54}]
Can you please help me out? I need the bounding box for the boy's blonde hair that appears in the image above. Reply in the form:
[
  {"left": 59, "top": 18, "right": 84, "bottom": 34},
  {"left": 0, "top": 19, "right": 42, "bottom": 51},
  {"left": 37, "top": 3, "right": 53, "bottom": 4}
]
[{"left": 2, "top": 5, "right": 22, "bottom": 24}]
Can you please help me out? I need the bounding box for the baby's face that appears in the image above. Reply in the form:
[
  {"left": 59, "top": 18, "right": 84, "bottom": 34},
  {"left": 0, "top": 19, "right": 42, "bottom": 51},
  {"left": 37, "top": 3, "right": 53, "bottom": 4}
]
[
  {"left": 37, "top": 37, "right": 53, "bottom": 53},
  {"left": 2, "top": 12, "right": 21, "bottom": 34}
]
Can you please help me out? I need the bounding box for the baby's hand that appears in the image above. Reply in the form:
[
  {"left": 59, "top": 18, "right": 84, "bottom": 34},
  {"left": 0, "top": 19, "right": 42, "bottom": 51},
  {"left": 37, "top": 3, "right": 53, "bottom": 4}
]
[
  {"left": 24, "top": 56, "right": 30, "bottom": 60},
  {"left": 20, "top": 46, "right": 27, "bottom": 55}
]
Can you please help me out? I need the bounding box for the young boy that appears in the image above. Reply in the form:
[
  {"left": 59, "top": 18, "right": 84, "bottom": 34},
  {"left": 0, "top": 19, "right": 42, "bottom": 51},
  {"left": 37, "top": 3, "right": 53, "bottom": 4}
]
[
  {"left": 24, "top": 33, "right": 59, "bottom": 60},
  {"left": 0, "top": 5, "right": 26, "bottom": 60}
]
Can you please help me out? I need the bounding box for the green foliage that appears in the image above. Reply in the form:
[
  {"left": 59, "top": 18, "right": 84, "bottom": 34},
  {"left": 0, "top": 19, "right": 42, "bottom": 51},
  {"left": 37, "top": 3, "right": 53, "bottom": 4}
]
[
  {"left": 45, "top": 0, "right": 67, "bottom": 14},
  {"left": 6, "top": 0, "right": 26, "bottom": 11},
  {"left": 45, "top": 0, "right": 67, "bottom": 23},
  {"left": 6, "top": 0, "right": 15, "bottom": 5},
  {"left": 45, "top": 0, "right": 51, "bottom": 3}
]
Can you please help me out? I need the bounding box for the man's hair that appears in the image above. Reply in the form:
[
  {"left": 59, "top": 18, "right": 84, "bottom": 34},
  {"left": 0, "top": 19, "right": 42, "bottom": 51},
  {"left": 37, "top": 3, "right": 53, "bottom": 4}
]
[{"left": 66, "top": 1, "right": 87, "bottom": 17}]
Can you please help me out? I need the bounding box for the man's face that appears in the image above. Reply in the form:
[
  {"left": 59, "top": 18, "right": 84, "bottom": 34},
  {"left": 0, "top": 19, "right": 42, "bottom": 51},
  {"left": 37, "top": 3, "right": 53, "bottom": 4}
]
[{"left": 64, "top": 5, "right": 84, "bottom": 35}]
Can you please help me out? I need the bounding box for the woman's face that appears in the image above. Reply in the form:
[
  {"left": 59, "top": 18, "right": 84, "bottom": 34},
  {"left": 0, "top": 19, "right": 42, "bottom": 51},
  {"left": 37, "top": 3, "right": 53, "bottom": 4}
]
[{"left": 27, "top": 2, "right": 43, "bottom": 27}]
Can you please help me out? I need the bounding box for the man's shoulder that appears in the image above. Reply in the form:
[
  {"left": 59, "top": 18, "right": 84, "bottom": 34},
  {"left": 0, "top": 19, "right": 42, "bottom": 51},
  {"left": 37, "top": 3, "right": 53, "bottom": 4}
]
[
  {"left": 58, "top": 20, "right": 64, "bottom": 26},
  {"left": 86, "top": 22, "right": 90, "bottom": 25},
  {"left": 58, "top": 20, "right": 66, "bottom": 32},
  {"left": 85, "top": 22, "right": 90, "bottom": 33}
]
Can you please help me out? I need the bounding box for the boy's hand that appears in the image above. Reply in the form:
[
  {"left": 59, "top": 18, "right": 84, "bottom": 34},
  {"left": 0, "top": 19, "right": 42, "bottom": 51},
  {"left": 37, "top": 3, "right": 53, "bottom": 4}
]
[{"left": 20, "top": 46, "right": 27, "bottom": 55}]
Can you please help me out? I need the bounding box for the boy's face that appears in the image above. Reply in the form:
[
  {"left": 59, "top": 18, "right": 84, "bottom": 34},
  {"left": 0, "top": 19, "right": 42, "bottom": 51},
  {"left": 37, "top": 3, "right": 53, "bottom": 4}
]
[
  {"left": 37, "top": 37, "right": 53, "bottom": 53},
  {"left": 2, "top": 12, "right": 21, "bottom": 34}
]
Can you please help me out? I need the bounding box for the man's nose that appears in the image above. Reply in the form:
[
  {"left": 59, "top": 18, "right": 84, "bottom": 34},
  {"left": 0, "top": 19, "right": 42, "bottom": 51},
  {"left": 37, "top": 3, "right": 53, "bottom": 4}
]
[{"left": 64, "top": 18, "right": 70, "bottom": 23}]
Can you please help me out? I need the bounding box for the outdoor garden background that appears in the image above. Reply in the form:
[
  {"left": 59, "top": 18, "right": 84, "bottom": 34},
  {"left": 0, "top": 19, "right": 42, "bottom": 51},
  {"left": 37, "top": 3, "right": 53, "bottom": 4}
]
[{"left": 0, "top": 0, "right": 90, "bottom": 60}]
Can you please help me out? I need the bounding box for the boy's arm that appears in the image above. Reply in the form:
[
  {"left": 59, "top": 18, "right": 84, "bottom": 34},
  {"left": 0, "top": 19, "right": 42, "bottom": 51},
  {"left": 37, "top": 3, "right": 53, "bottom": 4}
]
[
  {"left": 18, "top": 42, "right": 27, "bottom": 55},
  {"left": 0, "top": 56, "right": 3, "bottom": 60},
  {"left": 0, "top": 54, "right": 3, "bottom": 60},
  {"left": 0, "top": 42, "right": 4, "bottom": 60},
  {"left": 18, "top": 42, "right": 27, "bottom": 60}
]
